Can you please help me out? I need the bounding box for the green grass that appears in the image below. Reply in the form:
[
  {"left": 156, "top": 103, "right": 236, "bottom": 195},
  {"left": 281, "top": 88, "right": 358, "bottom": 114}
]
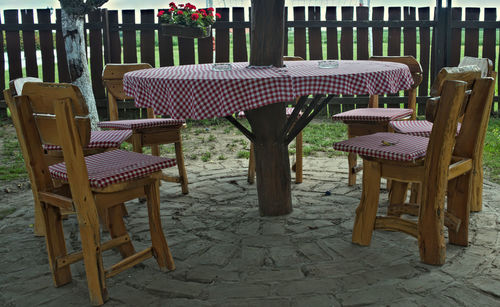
[
  {"left": 201, "top": 151, "right": 211, "bottom": 162},
  {"left": 301, "top": 121, "right": 348, "bottom": 157},
  {"left": 484, "top": 118, "right": 500, "bottom": 183},
  {"left": 237, "top": 150, "right": 250, "bottom": 159},
  {"left": 0, "top": 132, "right": 27, "bottom": 181}
]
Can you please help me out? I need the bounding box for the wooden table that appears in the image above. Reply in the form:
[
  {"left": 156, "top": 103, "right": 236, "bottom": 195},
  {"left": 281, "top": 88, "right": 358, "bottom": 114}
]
[{"left": 123, "top": 60, "right": 413, "bottom": 216}]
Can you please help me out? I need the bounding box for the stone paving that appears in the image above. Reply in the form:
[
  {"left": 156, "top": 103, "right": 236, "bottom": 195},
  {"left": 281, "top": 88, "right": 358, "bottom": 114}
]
[{"left": 1, "top": 157, "right": 500, "bottom": 306}]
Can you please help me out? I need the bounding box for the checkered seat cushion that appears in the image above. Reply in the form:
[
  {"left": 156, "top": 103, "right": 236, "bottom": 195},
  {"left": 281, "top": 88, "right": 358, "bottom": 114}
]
[
  {"left": 238, "top": 107, "right": 297, "bottom": 118},
  {"left": 390, "top": 120, "right": 462, "bottom": 137},
  {"left": 49, "top": 150, "right": 176, "bottom": 188},
  {"left": 333, "top": 132, "right": 429, "bottom": 162},
  {"left": 332, "top": 108, "right": 414, "bottom": 122},
  {"left": 43, "top": 130, "right": 132, "bottom": 151},
  {"left": 98, "top": 118, "right": 186, "bottom": 130}
]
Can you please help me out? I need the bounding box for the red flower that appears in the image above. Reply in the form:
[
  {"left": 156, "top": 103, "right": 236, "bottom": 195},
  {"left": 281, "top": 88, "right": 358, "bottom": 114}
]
[
  {"left": 179, "top": 4, "right": 184, "bottom": 7},
  {"left": 191, "top": 13, "right": 199, "bottom": 20},
  {"left": 215, "top": 13, "right": 221, "bottom": 19},
  {"left": 169, "top": 2, "right": 176, "bottom": 8},
  {"left": 157, "top": 10, "right": 165, "bottom": 17},
  {"left": 209, "top": 12, "right": 214, "bottom": 17},
  {"left": 177, "top": 10, "right": 183, "bottom": 15},
  {"left": 169, "top": 7, "right": 175, "bottom": 12},
  {"left": 207, "top": 7, "right": 214, "bottom": 12}
]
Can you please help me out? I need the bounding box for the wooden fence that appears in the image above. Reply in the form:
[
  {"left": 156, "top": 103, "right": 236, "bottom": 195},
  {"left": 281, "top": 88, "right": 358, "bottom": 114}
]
[{"left": 0, "top": 6, "right": 499, "bottom": 118}]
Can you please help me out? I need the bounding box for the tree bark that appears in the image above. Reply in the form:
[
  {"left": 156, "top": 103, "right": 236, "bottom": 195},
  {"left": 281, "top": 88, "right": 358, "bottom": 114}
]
[{"left": 61, "top": 9, "right": 99, "bottom": 129}]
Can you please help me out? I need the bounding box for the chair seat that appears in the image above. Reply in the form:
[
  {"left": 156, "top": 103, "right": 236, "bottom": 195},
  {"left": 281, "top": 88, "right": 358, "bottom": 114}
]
[
  {"left": 49, "top": 150, "right": 176, "bottom": 188},
  {"left": 333, "top": 132, "right": 429, "bottom": 162},
  {"left": 238, "top": 107, "right": 296, "bottom": 118},
  {"left": 98, "top": 118, "right": 186, "bottom": 130},
  {"left": 332, "top": 108, "right": 414, "bottom": 122},
  {"left": 43, "top": 130, "right": 132, "bottom": 151},
  {"left": 390, "top": 120, "right": 462, "bottom": 137}
]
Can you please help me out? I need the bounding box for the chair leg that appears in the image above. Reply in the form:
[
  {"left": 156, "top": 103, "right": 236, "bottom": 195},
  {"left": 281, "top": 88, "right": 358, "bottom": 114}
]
[
  {"left": 144, "top": 180, "right": 175, "bottom": 271},
  {"left": 131, "top": 133, "right": 142, "bottom": 153},
  {"left": 348, "top": 153, "right": 357, "bottom": 186},
  {"left": 387, "top": 180, "right": 409, "bottom": 217},
  {"left": 34, "top": 197, "right": 46, "bottom": 236},
  {"left": 447, "top": 173, "right": 472, "bottom": 247},
  {"left": 418, "top": 187, "right": 447, "bottom": 266},
  {"left": 409, "top": 182, "right": 422, "bottom": 204},
  {"left": 78, "top": 209, "right": 108, "bottom": 305},
  {"left": 41, "top": 203, "right": 72, "bottom": 287},
  {"left": 352, "top": 160, "right": 381, "bottom": 246},
  {"left": 151, "top": 144, "right": 160, "bottom": 156},
  {"left": 174, "top": 140, "right": 189, "bottom": 194},
  {"left": 106, "top": 204, "right": 136, "bottom": 258},
  {"left": 295, "top": 131, "right": 303, "bottom": 184},
  {"left": 470, "top": 158, "right": 483, "bottom": 212},
  {"left": 248, "top": 142, "right": 256, "bottom": 184}
]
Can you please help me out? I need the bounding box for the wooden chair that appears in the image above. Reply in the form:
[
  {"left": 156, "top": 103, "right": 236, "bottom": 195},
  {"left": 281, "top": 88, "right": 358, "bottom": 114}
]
[
  {"left": 332, "top": 56, "right": 423, "bottom": 185},
  {"left": 246, "top": 56, "right": 304, "bottom": 184},
  {"left": 99, "top": 63, "right": 189, "bottom": 194},
  {"left": 11, "top": 82, "right": 176, "bottom": 305},
  {"left": 333, "top": 77, "right": 495, "bottom": 265},
  {"left": 5, "top": 79, "right": 132, "bottom": 236},
  {"left": 390, "top": 60, "right": 495, "bottom": 211}
]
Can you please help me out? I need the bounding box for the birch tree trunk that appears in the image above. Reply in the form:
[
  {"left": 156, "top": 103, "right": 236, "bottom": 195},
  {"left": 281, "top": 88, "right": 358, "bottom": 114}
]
[{"left": 61, "top": 9, "right": 99, "bottom": 129}]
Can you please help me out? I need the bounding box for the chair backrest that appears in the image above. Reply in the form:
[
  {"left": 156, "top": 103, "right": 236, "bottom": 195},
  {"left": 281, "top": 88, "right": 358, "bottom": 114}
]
[
  {"left": 458, "top": 56, "right": 494, "bottom": 78},
  {"left": 10, "top": 77, "right": 43, "bottom": 96},
  {"left": 102, "top": 63, "right": 153, "bottom": 121},
  {"left": 368, "top": 56, "right": 423, "bottom": 119}
]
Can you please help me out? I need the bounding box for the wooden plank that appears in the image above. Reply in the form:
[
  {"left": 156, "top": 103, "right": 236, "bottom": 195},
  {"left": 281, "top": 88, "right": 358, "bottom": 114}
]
[
  {"left": 177, "top": 37, "right": 195, "bottom": 65},
  {"left": 21, "top": 9, "right": 39, "bottom": 78},
  {"left": 356, "top": 6, "right": 369, "bottom": 61},
  {"left": 482, "top": 8, "right": 496, "bottom": 66},
  {"left": 308, "top": 6, "right": 322, "bottom": 60},
  {"left": 326, "top": 7, "right": 338, "bottom": 60},
  {"left": 55, "top": 10, "right": 70, "bottom": 83},
  {"left": 388, "top": 7, "right": 401, "bottom": 57},
  {"left": 157, "top": 9, "right": 174, "bottom": 67},
  {"left": 215, "top": 8, "right": 229, "bottom": 63},
  {"left": 5, "top": 10, "right": 23, "bottom": 81},
  {"left": 283, "top": 7, "right": 288, "bottom": 56},
  {"left": 341, "top": 7, "right": 354, "bottom": 112},
  {"left": 418, "top": 7, "right": 431, "bottom": 109},
  {"left": 37, "top": 9, "right": 55, "bottom": 82},
  {"left": 232, "top": 7, "right": 247, "bottom": 62},
  {"left": 122, "top": 10, "right": 137, "bottom": 63},
  {"left": 464, "top": 8, "right": 480, "bottom": 57},
  {"left": 88, "top": 10, "right": 105, "bottom": 99},
  {"left": 449, "top": 8, "right": 462, "bottom": 67},
  {"left": 372, "top": 7, "right": 384, "bottom": 56},
  {"left": 403, "top": 7, "right": 417, "bottom": 58},
  {"left": 140, "top": 10, "right": 155, "bottom": 67},
  {"left": 293, "top": 7, "right": 306, "bottom": 59},
  {"left": 101, "top": 9, "right": 111, "bottom": 64},
  {"left": 108, "top": 10, "right": 121, "bottom": 63},
  {"left": 0, "top": 15, "right": 4, "bottom": 99}
]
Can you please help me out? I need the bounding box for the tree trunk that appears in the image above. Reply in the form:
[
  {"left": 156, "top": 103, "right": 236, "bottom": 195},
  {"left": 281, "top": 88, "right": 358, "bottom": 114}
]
[
  {"left": 61, "top": 9, "right": 99, "bottom": 129},
  {"left": 247, "top": 0, "right": 291, "bottom": 216}
]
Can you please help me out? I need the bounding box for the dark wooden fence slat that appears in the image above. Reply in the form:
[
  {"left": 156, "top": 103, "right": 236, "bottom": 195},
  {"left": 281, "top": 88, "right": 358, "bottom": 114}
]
[
  {"left": 294, "top": 7, "right": 306, "bottom": 59},
  {"left": 449, "top": 8, "right": 462, "bottom": 67},
  {"left": 308, "top": 6, "right": 322, "bottom": 60},
  {"left": 341, "top": 7, "right": 354, "bottom": 112},
  {"left": 5, "top": 10, "right": 23, "bottom": 80},
  {"left": 108, "top": 10, "right": 122, "bottom": 63},
  {"left": 0, "top": 15, "right": 4, "bottom": 99},
  {"left": 55, "top": 9, "right": 70, "bottom": 83},
  {"left": 464, "top": 8, "right": 480, "bottom": 57},
  {"left": 215, "top": 8, "right": 229, "bottom": 63},
  {"left": 21, "top": 9, "right": 39, "bottom": 78},
  {"left": 232, "top": 7, "right": 247, "bottom": 62},
  {"left": 372, "top": 7, "right": 384, "bottom": 56},
  {"left": 89, "top": 10, "right": 105, "bottom": 98},
  {"left": 388, "top": 7, "right": 401, "bottom": 57},
  {"left": 283, "top": 7, "right": 288, "bottom": 56},
  {"left": 140, "top": 9, "right": 155, "bottom": 66},
  {"left": 157, "top": 8, "right": 174, "bottom": 67},
  {"left": 403, "top": 7, "right": 417, "bottom": 58},
  {"left": 482, "top": 8, "right": 496, "bottom": 65},
  {"left": 122, "top": 10, "right": 137, "bottom": 63},
  {"left": 37, "top": 9, "right": 55, "bottom": 82},
  {"left": 178, "top": 37, "right": 195, "bottom": 65},
  {"left": 326, "top": 7, "right": 338, "bottom": 61},
  {"left": 418, "top": 7, "right": 431, "bottom": 103},
  {"left": 356, "top": 6, "right": 369, "bottom": 61}
]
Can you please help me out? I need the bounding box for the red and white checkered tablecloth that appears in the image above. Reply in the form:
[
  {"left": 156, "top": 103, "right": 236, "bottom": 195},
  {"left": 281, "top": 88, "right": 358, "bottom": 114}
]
[{"left": 123, "top": 60, "right": 414, "bottom": 120}]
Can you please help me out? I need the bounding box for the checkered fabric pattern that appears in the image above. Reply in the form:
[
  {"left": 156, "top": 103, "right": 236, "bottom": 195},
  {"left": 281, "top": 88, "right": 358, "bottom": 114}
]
[
  {"left": 332, "top": 108, "right": 414, "bottom": 122},
  {"left": 97, "top": 118, "right": 185, "bottom": 130},
  {"left": 49, "top": 150, "right": 176, "bottom": 188},
  {"left": 43, "top": 130, "right": 132, "bottom": 151},
  {"left": 333, "top": 132, "right": 429, "bottom": 162},
  {"left": 389, "top": 120, "right": 462, "bottom": 137},
  {"left": 123, "top": 60, "right": 414, "bottom": 120},
  {"left": 237, "top": 107, "right": 296, "bottom": 118}
]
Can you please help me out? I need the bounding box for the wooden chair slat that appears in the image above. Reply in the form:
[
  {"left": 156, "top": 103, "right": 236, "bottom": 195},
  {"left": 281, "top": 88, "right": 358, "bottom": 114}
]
[{"left": 22, "top": 82, "right": 89, "bottom": 116}]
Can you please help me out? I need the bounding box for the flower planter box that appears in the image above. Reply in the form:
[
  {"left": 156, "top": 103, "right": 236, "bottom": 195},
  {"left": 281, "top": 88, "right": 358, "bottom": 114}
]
[{"left": 160, "top": 24, "right": 211, "bottom": 39}]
